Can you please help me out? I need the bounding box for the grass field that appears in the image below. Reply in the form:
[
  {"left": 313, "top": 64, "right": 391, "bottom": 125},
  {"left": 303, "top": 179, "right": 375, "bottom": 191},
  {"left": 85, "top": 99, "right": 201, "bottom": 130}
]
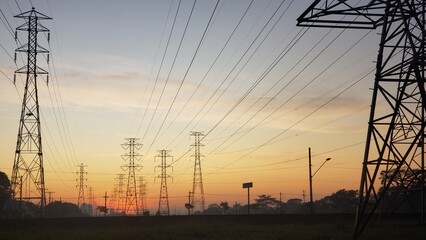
[{"left": 0, "top": 214, "right": 425, "bottom": 240}]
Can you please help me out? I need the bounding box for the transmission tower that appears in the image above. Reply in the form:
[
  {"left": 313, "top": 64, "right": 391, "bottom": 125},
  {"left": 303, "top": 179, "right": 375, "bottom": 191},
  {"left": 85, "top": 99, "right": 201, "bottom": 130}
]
[
  {"left": 88, "top": 186, "right": 95, "bottom": 216},
  {"left": 190, "top": 132, "right": 205, "bottom": 212},
  {"left": 138, "top": 176, "right": 148, "bottom": 215},
  {"left": 76, "top": 163, "right": 87, "bottom": 207},
  {"left": 121, "top": 138, "right": 142, "bottom": 215},
  {"left": 298, "top": 1, "right": 426, "bottom": 238},
  {"left": 113, "top": 173, "right": 125, "bottom": 213},
  {"left": 10, "top": 8, "right": 51, "bottom": 212},
  {"left": 155, "top": 150, "right": 172, "bottom": 216}
]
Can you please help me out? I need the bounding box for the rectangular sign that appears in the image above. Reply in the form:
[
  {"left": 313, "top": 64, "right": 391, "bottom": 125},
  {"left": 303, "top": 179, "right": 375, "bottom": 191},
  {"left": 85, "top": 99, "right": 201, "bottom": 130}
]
[{"left": 242, "top": 182, "right": 253, "bottom": 188}]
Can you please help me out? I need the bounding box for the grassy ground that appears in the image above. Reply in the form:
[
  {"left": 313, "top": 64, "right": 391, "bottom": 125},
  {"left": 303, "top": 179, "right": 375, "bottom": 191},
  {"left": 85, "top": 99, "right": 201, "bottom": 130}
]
[{"left": 0, "top": 214, "right": 425, "bottom": 240}]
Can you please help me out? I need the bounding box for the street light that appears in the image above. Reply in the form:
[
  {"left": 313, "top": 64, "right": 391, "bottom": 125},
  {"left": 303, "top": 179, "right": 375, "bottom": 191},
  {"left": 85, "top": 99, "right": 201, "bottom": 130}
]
[{"left": 308, "top": 147, "right": 331, "bottom": 214}]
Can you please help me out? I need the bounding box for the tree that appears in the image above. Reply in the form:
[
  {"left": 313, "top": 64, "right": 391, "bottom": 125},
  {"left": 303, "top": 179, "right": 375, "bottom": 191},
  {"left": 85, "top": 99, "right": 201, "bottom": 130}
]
[
  {"left": 253, "top": 195, "right": 280, "bottom": 214},
  {"left": 316, "top": 189, "right": 358, "bottom": 213},
  {"left": 219, "top": 201, "right": 230, "bottom": 215},
  {"left": 379, "top": 168, "right": 425, "bottom": 213},
  {"left": 203, "top": 203, "right": 222, "bottom": 215},
  {"left": 285, "top": 198, "right": 304, "bottom": 214},
  {"left": 255, "top": 195, "right": 280, "bottom": 208},
  {"left": 45, "top": 201, "right": 83, "bottom": 218}
]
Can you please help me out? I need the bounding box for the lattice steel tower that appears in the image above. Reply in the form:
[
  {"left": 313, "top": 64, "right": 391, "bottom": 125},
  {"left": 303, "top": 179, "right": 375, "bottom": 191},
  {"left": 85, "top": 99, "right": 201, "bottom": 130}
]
[
  {"left": 155, "top": 150, "right": 172, "bottom": 216},
  {"left": 11, "top": 8, "right": 51, "bottom": 210},
  {"left": 76, "top": 163, "right": 87, "bottom": 206},
  {"left": 190, "top": 132, "right": 205, "bottom": 212},
  {"left": 298, "top": 1, "right": 426, "bottom": 238},
  {"left": 112, "top": 173, "right": 125, "bottom": 213},
  {"left": 121, "top": 138, "right": 142, "bottom": 215},
  {"left": 138, "top": 176, "right": 148, "bottom": 214}
]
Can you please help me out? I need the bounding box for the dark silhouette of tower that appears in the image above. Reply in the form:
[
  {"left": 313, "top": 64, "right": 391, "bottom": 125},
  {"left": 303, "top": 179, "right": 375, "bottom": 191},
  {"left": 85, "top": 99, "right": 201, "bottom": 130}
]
[
  {"left": 121, "top": 138, "right": 142, "bottom": 215},
  {"left": 11, "top": 8, "right": 51, "bottom": 212},
  {"left": 87, "top": 186, "right": 95, "bottom": 216},
  {"left": 113, "top": 173, "right": 125, "bottom": 213},
  {"left": 138, "top": 176, "right": 148, "bottom": 215},
  {"left": 155, "top": 150, "right": 172, "bottom": 216},
  {"left": 298, "top": 1, "right": 426, "bottom": 238},
  {"left": 191, "top": 132, "right": 205, "bottom": 213},
  {"left": 76, "top": 163, "right": 87, "bottom": 207}
]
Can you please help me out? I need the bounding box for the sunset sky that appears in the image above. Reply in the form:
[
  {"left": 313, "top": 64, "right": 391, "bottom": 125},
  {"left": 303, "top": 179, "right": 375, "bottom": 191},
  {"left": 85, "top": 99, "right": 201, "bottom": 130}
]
[{"left": 0, "top": 0, "right": 381, "bottom": 214}]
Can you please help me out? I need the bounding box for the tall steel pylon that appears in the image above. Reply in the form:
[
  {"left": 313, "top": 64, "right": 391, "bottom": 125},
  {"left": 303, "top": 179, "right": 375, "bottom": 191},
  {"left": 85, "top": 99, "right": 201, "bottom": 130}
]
[
  {"left": 190, "top": 132, "right": 205, "bottom": 213},
  {"left": 87, "top": 186, "right": 95, "bottom": 216},
  {"left": 298, "top": 1, "right": 426, "bottom": 238},
  {"left": 112, "top": 173, "right": 125, "bottom": 213},
  {"left": 11, "top": 8, "right": 51, "bottom": 211},
  {"left": 76, "top": 163, "right": 87, "bottom": 207},
  {"left": 121, "top": 138, "right": 142, "bottom": 215},
  {"left": 155, "top": 150, "right": 172, "bottom": 216},
  {"left": 138, "top": 176, "right": 148, "bottom": 214}
]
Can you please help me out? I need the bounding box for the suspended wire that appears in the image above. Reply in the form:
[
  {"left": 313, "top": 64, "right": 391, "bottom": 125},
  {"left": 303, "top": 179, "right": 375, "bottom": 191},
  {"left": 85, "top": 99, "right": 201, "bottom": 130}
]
[
  {"left": 206, "top": 68, "right": 374, "bottom": 176},
  {"left": 46, "top": 0, "right": 83, "bottom": 168},
  {"left": 207, "top": 30, "right": 373, "bottom": 157},
  {"left": 0, "top": 41, "right": 14, "bottom": 62},
  {"left": 145, "top": 0, "right": 220, "bottom": 161},
  {"left": 160, "top": 0, "right": 256, "bottom": 148},
  {"left": 0, "top": 8, "right": 15, "bottom": 37},
  {"left": 129, "top": 0, "right": 174, "bottom": 137},
  {"left": 14, "top": 0, "right": 22, "bottom": 14},
  {"left": 40, "top": 111, "right": 75, "bottom": 187},
  {"left": 136, "top": 0, "right": 183, "bottom": 142},
  {"left": 167, "top": 0, "right": 288, "bottom": 156},
  {"left": 163, "top": 1, "right": 275, "bottom": 154},
  {"left": 166, "top": 1, "right": 291, "bottom": 191},
  {"left": 0, "top": 68, "right": 14, "bottom": 83},
  {"left": 141, "top": 0, "right": 198, "bottom": 158},
  {"left": 46, "top": 40, "right": 80, "bottom": 168}
]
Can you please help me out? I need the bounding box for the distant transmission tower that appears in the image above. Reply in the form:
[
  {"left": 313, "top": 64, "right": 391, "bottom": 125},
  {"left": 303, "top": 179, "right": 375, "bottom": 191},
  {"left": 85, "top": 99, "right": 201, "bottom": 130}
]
[
  {"left": 298, "top": 1, "right": 426, "bottom": 238},
  {"left": 76, "top": 163, "right": 87, "bottom": 206},
  {"left": 113, "top": 173, "right": 125, "bottom": 213},
  {"left": 88, "top": 186, "right": 95, "bottom": 216},
  {"left": 191, "top": 132, "right": 205, "bottom": 212},
  {"left": 138, "top": 176, "right": 148, "bottom": 215},
  {"left": 155, "top": 150, "right": 172, "bottom": 216},
  {"left": 10, "top": 8, "right": 51, "bottom": 211},
  {"left": 121, "top": 138, "right": 142, "bottom": 215}
]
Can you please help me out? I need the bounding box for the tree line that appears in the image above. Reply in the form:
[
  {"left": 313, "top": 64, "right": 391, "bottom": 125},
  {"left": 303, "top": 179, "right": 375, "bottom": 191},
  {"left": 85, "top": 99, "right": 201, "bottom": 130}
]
[{"left": 1, "top": 168, "right": 425, "bottom": 217}]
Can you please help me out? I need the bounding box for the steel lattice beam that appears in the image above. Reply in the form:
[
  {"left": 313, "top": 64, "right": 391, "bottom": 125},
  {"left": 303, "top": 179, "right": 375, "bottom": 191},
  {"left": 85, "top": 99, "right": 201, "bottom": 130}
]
[
  {"left": 298, "top": 1, "right": 425, "bottom": 239},
  {"left": 11, "top": 8, "right": 51, "bottom": 215}
]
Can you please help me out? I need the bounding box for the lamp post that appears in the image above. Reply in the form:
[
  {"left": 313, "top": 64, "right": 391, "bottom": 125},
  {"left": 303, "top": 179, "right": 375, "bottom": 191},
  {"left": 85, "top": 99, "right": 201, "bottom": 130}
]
[{"left": 309, "top": 147, "right": 331, "bottom": 214}]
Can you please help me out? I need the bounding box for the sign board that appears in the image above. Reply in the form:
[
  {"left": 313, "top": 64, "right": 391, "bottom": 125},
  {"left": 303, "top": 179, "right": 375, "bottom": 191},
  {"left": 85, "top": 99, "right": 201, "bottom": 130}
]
[{"left": 242, "top": 182, "right": 253, "bottom": 188}]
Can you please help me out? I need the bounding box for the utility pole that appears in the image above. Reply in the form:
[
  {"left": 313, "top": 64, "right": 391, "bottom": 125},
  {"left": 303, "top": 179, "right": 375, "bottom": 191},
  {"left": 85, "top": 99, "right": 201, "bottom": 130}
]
[
  {"left": 76, "top": 163, "right": 87, "bottom": 207},
  {"left": 308, "top": 148, "right": 313, "bottom": 215},
  {"left": 121, "top": 138, "right": 142, "bottom": 215},
  {"left": 11, "top": 7, "right": 52, "bottom": 214},
  {"left": 308, "top": 147, "right": 331, "bottom": 215},
  {"left": 302, "top": 190, "right": 306, "bottom": 204},
  {"left": 279, "top": 192, "right": 283, "bottom": 214},
  {"left": 185, "top": 191, "right": 193, "bottom": 215},
  {"left": 298, "top": 1, "right": 426, "bottom": 238},
  {"left": 46, "top": 191, "right": 54, "bottom": 204},
  {"left": 155, "top": 150, "right": 172, "bottom": 216},
  {"left": 99, "top": 191, "right": 108, "bottom": 217},
  {"left": 190, "top": 132, "right": 205, "bottom": 213}
]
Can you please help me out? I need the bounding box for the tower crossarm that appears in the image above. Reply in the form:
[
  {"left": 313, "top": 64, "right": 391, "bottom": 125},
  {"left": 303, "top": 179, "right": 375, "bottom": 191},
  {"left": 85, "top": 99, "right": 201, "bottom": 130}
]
[{"left": 297, "top": 0, "right": 389, "bottom": 29}]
